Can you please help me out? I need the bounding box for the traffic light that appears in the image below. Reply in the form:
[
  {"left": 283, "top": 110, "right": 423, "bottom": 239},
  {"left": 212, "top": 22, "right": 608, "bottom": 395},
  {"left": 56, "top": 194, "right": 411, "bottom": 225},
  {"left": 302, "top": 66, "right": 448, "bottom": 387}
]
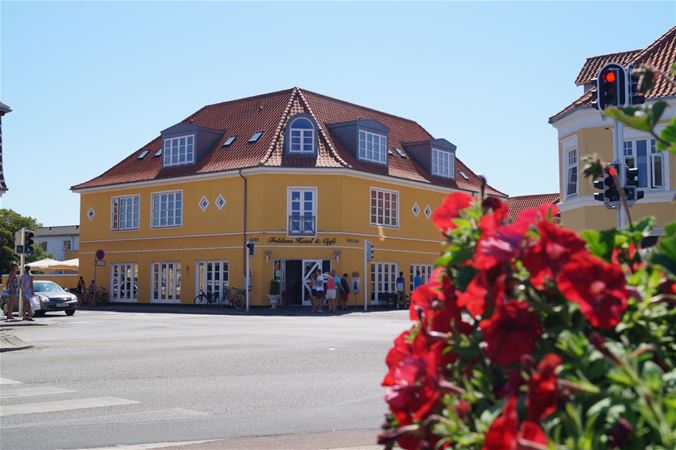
[
  {"left": 594, "top": 64, "right": 626, "bottom": 110},
  {"left": 593, "top": 179, "right": 605, "bottom": 202},
  {"left": 365, "top": 241, "right": 375, "bottom": 261},
  {"left": 624, "top": 166, "right": 644, "bottom": 203},
  {"left": 596, "top": 164, "right": 620, "bottom": 208},
  {"left": 24, "top": 229, "right": 35, "bottom": 255},
  {"left": 628, "top": 67, "right": 645, "bottom": 106},
  {"left": 246, "top": 241, "right": 255, "bottom": 256}
]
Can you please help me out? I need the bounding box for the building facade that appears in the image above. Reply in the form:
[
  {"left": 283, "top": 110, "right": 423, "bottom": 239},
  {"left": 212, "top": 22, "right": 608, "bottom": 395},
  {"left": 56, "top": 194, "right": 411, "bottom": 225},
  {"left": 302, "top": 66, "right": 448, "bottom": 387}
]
[
  {"left": 550, "top": 27, "right": 675, "bottom": 232},
  {"left": 72, "top": 88, "right": 504, "bottom": 306},
  {"left": 35, "top": 225, "right": 80, "bottom": 261}
]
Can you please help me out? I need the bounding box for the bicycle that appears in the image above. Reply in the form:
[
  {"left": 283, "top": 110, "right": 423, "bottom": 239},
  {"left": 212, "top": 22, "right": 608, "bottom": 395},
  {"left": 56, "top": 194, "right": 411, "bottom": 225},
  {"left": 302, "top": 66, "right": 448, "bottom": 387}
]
[
  {"left": 223, "top": 285, "right": 246, "bottom": 310},
  {"left": 194, "top": 289, "right": 220, "bottom": 306},
  {"left": 85, "top": 287, "right": 108, "bottom": 306}
]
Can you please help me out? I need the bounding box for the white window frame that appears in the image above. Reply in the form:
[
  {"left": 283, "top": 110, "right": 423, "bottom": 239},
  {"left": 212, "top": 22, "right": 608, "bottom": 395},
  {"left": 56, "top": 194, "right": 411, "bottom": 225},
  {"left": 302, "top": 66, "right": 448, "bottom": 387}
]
[
  {"left": 564, "top": 147, "right": 578, "bottom": 198},
  {"left": 358, "top": 130, "right": 387, "bottom": 164},
  {"left": 431, "top": 148, "right": 455, "bottom": 179},
  {"left": 163, "top": 135, "right": 195, "bottom": 167},
  {"left": 289, "top": 117, "right": 315, "bottom": 153},
  {"left": 195, "top": 260, "right": 229, "bottom": 302},
  {"left": 151, "top": 190, "right": 183, "bottom": 228},
  {"left": 370, "top": 187, "right": 399, "bottom": 228},
  {"left": 370, "top": 262, "right": 398, "bottom": 304},
  {"left": 151, "top": 261, "right": 181, "bottom": 304},
  {"left": 287, "top": 187, "right": 317, "bottom": 236},
  {"left": 409, "top": 264, "right": 433, "bottom": 292},
  {"left": 111, "top": 194, "right": 140, "bottom": 231},
  {"left": 624, "top": 137, "right": 667, "bottom": 190},
  {"left": 110, "top": 263, "right": 138, "bottom": 303}
]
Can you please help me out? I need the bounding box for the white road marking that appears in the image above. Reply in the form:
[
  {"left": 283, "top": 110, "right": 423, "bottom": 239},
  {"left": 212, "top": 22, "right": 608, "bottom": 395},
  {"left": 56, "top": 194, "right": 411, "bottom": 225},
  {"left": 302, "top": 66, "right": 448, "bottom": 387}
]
[
  {"left": 0, "top": 396, "right": 139, "bottom": 416},
  {"left": 0, "top": 377, "right": 22, "bottom": 385},
  {"left": 1, "top": 407, "right": 211, "bottom": 429},
  {"left": 72, "top": 439, "right": 218, "bottom": 450},
  {"left": 0, "top": 386, "right": 75, "bottom": 399}
]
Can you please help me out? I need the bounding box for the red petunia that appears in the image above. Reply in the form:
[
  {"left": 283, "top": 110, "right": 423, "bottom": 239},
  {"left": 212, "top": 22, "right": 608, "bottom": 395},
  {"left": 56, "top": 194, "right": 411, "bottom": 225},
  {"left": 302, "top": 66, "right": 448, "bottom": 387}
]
[
  {"left": 483, "top": 397, "right": 519, "bottom": 450},
  {"left": 432, "top": 192, "right": 474, "bottom": 235},
  {"left": 523, "top": 221, "right": 587, "bottom": 289},
  {"left": 558, "top": 253, "right": 629, "bottom": 329},
  {"left": 527, "top": 354, "right": 561, "bottom": 421},
  {"left": 473, "top": 223, "right": 529, "bottom": 270},
  {"left": 480, "top": 301, "right": 542, "bottom": 365},
  {"left": 457, "top": 267, "right": 506, "bottom": 317},
  {"left": 410, "top": 284, "right": 460, "bottom": 333},
  {"left": 517, "top": 421, "right": 548, "bottom": 450}
]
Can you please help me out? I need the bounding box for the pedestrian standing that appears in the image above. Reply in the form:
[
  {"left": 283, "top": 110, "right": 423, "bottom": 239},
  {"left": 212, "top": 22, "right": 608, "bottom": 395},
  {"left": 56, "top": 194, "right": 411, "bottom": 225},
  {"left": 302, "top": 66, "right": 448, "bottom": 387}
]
[
  {"left": 396, "top": 271, "right": 405, "bottom": 309},
  {"left": 413, "top": 270, "right": 423, "bottom": 290},
  {"left": 339, "top": 273, "right": 350, "bottom": 311},
  {"left": 326, "top": 269, "right": 338, "bottom": 313},
  {"left": 312, "top": 269, "right": 324, "bottom": 312},
  {"left": 4, "top": 263, "right": 19, "bottom": 320},
  {"left": 20, "top": 265, "right": 35, "bottom": 321},
  {"left": 77, "top": 276, "right": 86, "bottom": 303}
]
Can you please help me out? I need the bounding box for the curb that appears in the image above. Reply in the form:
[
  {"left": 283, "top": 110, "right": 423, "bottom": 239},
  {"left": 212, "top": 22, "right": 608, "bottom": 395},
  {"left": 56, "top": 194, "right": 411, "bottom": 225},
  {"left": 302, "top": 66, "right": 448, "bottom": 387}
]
[{"left": 0, "top": 333, "right": 33, "bottom": 352}]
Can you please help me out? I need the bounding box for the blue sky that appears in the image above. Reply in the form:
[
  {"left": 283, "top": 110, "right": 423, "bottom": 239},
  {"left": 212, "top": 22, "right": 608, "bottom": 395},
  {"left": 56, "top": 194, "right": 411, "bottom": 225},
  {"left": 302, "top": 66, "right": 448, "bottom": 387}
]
[{"left": 1, "top": 1, "right": 674, "bottom": 226}]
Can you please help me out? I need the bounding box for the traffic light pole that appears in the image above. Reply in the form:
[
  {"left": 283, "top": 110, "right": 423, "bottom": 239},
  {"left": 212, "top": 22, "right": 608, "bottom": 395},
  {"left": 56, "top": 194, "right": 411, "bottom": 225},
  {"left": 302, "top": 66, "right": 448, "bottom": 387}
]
[
  {"left": 613, "top": 119, "right": 626, "bottom": 229},
  {"left": 18, "top": 229, "right": 25, "bottom": 317},
  {"left": 245, "top": 244, "right": 250, "bottom": 313}
]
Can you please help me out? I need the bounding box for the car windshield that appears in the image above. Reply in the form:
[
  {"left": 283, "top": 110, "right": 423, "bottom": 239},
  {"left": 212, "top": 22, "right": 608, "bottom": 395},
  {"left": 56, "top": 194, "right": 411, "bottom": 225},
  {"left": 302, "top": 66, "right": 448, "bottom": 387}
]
[{"left": 34, "top": 281, "right": 65, "bottom": 293}]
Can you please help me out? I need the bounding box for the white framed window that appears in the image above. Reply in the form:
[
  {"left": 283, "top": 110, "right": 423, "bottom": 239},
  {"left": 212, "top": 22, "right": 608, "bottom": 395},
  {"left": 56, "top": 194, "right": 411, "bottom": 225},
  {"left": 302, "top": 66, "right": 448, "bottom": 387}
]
[
  {"left": 409, "top": 264, "right": 433, "bottom": 292},
  {"left": 287, "top": 187, "right": 316, "bottom": 235},
  {"left": 289, "top": 117, "right": 315, "bottom": 153},
  {"left": 370, "top": 262, "right": 398, "bottom": 304},
  {"left": 163, "top": 135, "right": 194, "bottom": 167},
  {"left": 431, "top": 148, "right": 455, "bottom": 178},
  {"left": 358, "top": 130, "right": 387, "bottom": 164},
  {"left": 565, "top": 148, "right": 578, "bottom": 198},
  {"left": 151, "top": 262, "right": 181, "bottom": 303},
  {"left": 624, "top": 138, "right": 665, "bottom": 189},
  {"left": 111, "top": 195, "right": 140, "bottom": 230},
  {"left": 111, "top": 263, "right": 138, "bottom": 303},
  {"left": 370, "top": 187, "right": 399, "bottom": 228},
  {"left": 195, "top": 260, "right": 229, "bottom": 302},
  {"left": 151, "top": 190, "right": 182, "bottom": 228}
]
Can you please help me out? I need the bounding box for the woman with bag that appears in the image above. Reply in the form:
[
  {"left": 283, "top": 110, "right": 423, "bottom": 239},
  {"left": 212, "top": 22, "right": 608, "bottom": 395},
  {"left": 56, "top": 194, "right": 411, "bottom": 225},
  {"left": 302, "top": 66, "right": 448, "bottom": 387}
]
[
  {"left": 4, "top": 263, "right": 19, "bottom": 320},
  {"left": 20, "top": 265, "right": 35, "bottom": 321}
]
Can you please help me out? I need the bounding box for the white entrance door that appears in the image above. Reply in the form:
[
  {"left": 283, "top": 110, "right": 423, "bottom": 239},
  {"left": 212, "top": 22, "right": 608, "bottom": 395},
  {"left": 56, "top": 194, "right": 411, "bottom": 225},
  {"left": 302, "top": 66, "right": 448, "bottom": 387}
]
[
  {"left": 371, "top": 262, "right": 398, "bottom": 304},
  {"left": 302, "top": 259, "right": 322, "bottom": 306},
  {"left": 110, "top": 263, "right": 138, "bottom": 303},
  {"left": 195, "top": 261, "right": 229, "bottom": 302},
  {"left": 151, "top": 262, "right": 181, "bottom": 304}
]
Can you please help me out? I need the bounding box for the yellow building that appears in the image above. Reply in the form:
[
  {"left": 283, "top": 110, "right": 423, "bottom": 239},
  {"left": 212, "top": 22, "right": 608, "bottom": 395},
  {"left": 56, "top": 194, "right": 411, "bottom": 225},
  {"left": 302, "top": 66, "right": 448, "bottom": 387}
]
[
  {"left": 72, "top": 88, "right": 504, "bottom": 307},
  {"left": 550, "top": 27, "right": 675, "bottom": 232}
]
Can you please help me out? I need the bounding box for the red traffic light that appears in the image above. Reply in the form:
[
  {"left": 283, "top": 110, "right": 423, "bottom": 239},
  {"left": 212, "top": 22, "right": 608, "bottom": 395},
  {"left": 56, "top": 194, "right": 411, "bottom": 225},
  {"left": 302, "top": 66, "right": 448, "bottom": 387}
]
[{"left": 604, "top": 71, "right": 617, "bottom": 83}]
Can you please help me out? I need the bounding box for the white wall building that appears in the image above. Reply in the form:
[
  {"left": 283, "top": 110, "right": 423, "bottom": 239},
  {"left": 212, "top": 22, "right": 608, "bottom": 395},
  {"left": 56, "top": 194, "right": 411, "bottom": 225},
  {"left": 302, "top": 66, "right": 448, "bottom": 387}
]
[{"left": 35, "top": 225, "right": 80, "bottom": 261}]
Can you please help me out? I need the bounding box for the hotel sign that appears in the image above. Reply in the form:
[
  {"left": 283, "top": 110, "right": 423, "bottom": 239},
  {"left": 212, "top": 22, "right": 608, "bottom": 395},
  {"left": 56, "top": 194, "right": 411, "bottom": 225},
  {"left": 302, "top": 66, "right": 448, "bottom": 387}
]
[{"left": 267, "top": 237, "right": 337, "bottom": 246}]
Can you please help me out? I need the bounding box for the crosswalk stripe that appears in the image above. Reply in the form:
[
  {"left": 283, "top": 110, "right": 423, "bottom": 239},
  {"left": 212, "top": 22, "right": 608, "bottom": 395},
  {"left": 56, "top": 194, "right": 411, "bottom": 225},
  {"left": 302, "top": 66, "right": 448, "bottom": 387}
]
[
  {"left": 0, "top": 386, "right": 75, "bottom": 399},
  {"left": 0, "top": 396, "right": 139, "bottom": 416},
  {"left": 0, "top": 377, "right": 23, "bottom": 385}
]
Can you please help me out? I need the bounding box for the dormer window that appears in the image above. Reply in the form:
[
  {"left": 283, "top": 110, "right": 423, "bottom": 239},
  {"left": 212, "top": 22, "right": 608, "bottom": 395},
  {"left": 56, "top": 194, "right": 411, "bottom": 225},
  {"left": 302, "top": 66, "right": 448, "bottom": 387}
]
[
  {"left": 163, "top": 135, "right": 194, "bottom": 167},
  {"left": 289, "top": 117, "right": 315, "bottom": 153},
  {"left": 431, "top": 148, "right": 455, "bottom": 179},
  {"left": 358, "top": 130, "right": 387, "bottom": 164}
]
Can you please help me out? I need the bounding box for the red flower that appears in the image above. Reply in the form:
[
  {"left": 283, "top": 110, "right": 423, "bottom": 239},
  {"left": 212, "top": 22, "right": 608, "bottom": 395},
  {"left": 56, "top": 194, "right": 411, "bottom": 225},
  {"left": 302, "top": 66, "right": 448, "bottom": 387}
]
[
  {"left": 457, "top": 267, "right": 506, "bottom": 317},
  {"left": 454, "top": 400, "right": 471, "bottom": 420},
  {"left": 480, "top": 301, "right": 542, "bottom": 365},
  {"left": 432, "top": 192, "right": 474, "bottom": 234},
  {"left": 558, "top": 253, "right": 628, "bottom": 329},
  {"left": 474, "top": 223, "right": 528, "bottom": 270},
  {"left": 410, "top": 284, "right": 460, "bottom": 333},
  {"left": 515, "top": 204, "right": 559, "bottom": 227},
  {"left": 483, "top": 397, "right": 518, "bottom": 450},
  {"left": 517, "top": 421, "right": 548, "bottom": 450},
  {"left": 523, "top": 221, "right": 587, "bottom": 289},
  {"left": 527, "top": 354, "right": 561, "bottom": 421}
]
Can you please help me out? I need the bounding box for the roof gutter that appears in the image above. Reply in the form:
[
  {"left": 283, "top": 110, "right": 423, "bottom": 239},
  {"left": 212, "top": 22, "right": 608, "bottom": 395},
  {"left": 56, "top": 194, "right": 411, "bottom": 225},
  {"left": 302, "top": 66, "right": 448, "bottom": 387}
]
[{"left": 238, "top": 169, "right": 247, "bottom": 284}]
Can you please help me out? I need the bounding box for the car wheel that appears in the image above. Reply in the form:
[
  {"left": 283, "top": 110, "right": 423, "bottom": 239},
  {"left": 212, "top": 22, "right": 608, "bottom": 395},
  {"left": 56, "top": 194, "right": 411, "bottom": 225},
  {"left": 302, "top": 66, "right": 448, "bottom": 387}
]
[{"left": 65, "top": 309, "right": 76, "bottom": 316}]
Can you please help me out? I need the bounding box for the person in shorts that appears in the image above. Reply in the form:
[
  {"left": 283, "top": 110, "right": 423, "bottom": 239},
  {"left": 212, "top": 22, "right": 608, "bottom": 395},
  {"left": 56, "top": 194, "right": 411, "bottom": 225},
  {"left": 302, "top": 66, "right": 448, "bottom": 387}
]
[
  {"left": 326, "top": 269, "right": 338, "bottom": 313},
  {"left": 396, "top": 272, "right": 405, "bottom": 309},
  {"left": 4, "top": 263, "right": 19, "bottom": 320},
  {"left": 339, "top": 273, "right": 350, "bottom": 311},
  {"left": 20, "top": 265, "right": 34, "bottom": 321},
  {"left": 312, "top": 269, "right": 324, "bottom": 312}
]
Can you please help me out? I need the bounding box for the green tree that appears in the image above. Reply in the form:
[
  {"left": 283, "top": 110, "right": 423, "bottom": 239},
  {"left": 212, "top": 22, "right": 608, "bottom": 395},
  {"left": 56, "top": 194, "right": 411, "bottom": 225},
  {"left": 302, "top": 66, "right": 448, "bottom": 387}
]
[{"left": 0, "top": 208, "right": 52, "bottom": 274}]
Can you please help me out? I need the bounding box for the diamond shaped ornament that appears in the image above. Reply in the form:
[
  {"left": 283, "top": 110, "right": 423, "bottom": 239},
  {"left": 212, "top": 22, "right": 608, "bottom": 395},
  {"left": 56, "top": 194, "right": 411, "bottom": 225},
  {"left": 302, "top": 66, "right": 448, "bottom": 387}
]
[
  {"left": 215, "top": 194, "right": 226, "bottom": 210},
  {"left": 199, "top": 196, "right": 209, "bottom": 212},
  {"left": 412, "top": 202, "right": 420, "bottom": 217},
  {"left": 87, "top": 207, "right": 95, "bottom": 221},
  {"left": 424, "top": 205, "right": 432, "bottom": 219}
]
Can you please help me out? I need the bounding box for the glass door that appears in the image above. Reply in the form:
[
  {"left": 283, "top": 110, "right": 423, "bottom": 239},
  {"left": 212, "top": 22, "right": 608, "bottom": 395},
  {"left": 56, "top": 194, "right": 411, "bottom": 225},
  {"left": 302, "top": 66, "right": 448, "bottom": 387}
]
[
  {"left": 151, "top": 262, "right": 181, "bottom": 303},
  {"left": 302, "top": 259, "right": 322, "bottom": 306},
  {"left": 110, "top": 263, "right": 138, "bottom": 303},
  {"left": 195, "top": 261, "right": 229, "bottom": 302}
]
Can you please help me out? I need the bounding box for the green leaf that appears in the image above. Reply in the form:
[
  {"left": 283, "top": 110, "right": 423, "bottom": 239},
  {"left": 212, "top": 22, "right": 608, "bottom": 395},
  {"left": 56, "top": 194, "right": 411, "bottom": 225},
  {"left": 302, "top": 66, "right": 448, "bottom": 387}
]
[
  {"left": 658, "top": 117, "right": 676, "bottom": 153},
  {"left": 650, "top": 102, "right": 669, "bottom": 127},
  {"left": 642, "top": 361, "right": 664, "bottom": 394},
  {"left": 605, "top": 107, "right": 653, "bottom": 132}
]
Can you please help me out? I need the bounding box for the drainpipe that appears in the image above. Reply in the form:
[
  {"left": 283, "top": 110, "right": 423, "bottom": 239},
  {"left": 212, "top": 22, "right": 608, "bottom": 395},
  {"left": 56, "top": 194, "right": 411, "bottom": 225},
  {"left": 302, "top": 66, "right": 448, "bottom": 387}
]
[{"left": 238, "top": 169, "right": 249, "bottom": 312}]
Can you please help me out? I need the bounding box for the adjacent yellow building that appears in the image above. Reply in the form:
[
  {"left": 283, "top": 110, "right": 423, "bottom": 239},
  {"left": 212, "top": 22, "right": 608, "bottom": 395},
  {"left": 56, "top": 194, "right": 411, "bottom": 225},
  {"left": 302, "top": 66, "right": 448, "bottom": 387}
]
[
  {"left": 72, "top": 88, "right": 505, "bottom": 307},
  {"left": 550, "top": 27, "right": 675, "bottom": 232}
]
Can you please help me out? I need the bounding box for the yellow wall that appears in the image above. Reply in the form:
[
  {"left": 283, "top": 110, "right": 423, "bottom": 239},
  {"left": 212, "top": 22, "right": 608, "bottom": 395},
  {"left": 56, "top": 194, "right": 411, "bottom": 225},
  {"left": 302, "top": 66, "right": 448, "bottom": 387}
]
[{"left": 77, "top": 171, "right": 459, "bottom": 306}]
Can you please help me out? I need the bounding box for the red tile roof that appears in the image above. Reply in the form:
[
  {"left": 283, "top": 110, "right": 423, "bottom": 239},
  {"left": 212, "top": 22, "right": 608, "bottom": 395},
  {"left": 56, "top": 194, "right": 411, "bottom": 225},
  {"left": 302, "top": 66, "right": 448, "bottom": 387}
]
[
  {"left": 551, "top": 26, "right": 676, "bottom": 123},
  {"left": 506, "top": 193, "right": 560, "bottom": 223},
  {"left": 73, "top": 88, "right": 506, "bottom": 197}
]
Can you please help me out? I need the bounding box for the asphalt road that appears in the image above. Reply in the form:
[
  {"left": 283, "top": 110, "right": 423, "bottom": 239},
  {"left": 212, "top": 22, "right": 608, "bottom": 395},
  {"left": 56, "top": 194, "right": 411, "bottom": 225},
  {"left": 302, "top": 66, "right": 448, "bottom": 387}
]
[{"left": 0, "top": 309, "right": 409, "bottom": 450}]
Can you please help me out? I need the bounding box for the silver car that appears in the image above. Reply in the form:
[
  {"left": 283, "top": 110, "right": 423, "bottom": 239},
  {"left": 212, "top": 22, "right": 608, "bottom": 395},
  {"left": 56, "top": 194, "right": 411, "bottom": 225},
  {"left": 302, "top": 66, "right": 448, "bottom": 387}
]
[{"left": 2, "top": 280, "right": 78, "bottom": 316}]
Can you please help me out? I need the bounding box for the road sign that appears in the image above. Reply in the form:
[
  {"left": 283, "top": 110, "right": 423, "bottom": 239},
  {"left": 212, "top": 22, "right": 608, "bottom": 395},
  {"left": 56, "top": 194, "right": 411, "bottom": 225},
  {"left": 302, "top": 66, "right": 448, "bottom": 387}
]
[
  {"left": 15, "top": 244, "right": 24, "bottom": 254},
  {"left": 95, "top": 249, "right": 105, "bottom": 260},
  {"left": 95, "top": 260, "right": 105, "bottom": 267}
]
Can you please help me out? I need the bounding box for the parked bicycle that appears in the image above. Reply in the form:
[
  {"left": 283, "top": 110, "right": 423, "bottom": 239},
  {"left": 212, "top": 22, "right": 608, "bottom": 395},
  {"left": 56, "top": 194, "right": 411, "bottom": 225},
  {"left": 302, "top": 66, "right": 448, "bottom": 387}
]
[
  {"left": 85, "top": 287, "right": 108, "bottom": 306},
  {"left": 194, "top": 286, "right": 245, "bottom": 309},
  {"left": 193, "top": 289, "right": 220, "bottom": 306}
]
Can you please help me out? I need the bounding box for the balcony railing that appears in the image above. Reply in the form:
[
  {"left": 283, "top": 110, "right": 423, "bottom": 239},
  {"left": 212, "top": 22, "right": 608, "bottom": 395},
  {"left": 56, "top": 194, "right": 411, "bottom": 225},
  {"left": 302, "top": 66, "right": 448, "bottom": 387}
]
[{"left": 288, "top": 215, "right": 316, "bottom": 236}]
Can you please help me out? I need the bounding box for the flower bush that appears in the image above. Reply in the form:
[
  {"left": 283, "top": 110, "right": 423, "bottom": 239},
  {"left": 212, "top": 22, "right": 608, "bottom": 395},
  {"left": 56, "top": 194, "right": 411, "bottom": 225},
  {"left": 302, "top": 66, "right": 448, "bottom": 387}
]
[{"left": 379, "top": 194, "right": 675, "bottom": 449}]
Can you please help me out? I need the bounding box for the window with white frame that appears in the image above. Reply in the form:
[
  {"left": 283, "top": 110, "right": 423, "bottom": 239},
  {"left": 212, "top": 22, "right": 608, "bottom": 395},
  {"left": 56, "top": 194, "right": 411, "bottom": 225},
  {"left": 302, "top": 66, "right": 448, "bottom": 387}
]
[
  {"left": 196, "top": 260, "right": 229, "bottom": 302},
  {"left": 370, "top": 262, "right": 398, "bottom": 303},
  {"left": 151, "top": 262, "right": 181, "bottom": 303},
  {"left": 358, "top": 130, "right": 387, "bottom": 164},
  {"left": 409, "top": 264, "right": 433, "bottom": 292},
  {"left": 111, "top": 263, "right": 138, "bottom": 303},
  {"left": 370, "top": 188, "right": 399, "bottom": 227},
  {"left": 624, "top": 138, "right": 665, "bottom": 189},
  {"left": 163, "top": 135, "right": 194, "bottom": 167},
  {"left": 431, "top": 148, "right": 455, "bottom": 178},
  {"left": 112, "top": 195, "right": 140, "bottom": 230},
  {"left": 288, "top": 187, "right": 316, "bottom": 235},
  {"left": 565, "top": 148, "right": 578, "bottom": 197},
  {"left": 151, "top": 191, "right": 182, "bottom": 228},
  {"left": 289, "top": 117, "right": 315, "bottom": 153}
]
